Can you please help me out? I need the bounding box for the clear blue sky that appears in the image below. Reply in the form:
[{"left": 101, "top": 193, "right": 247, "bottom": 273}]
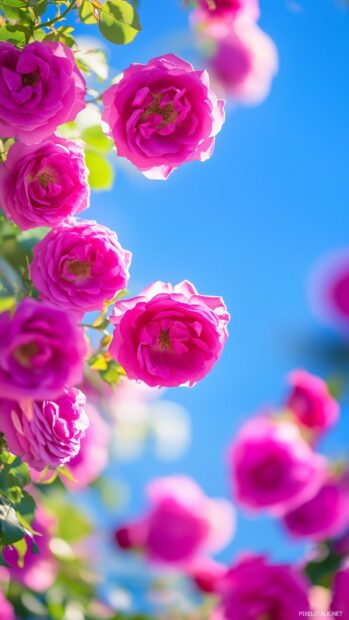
[{"left": 78, "top": 0, "right": 349, "bottom": 565}]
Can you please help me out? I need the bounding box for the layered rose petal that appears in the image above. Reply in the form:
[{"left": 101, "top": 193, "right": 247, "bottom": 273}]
[
  {"left": 0, "top": 298, "right": 87, "bottom": 400},
  {"left": 0, "top": 42, "right": 86, "bottom": 144},
  {"left": 30, "top": 220, "right": 131, "bottom": 316},
  {"left": 102, "top": 54, "right": 224, "bottom": 179},
  {"left": 208, "top": 22, "right": 278, "bottom": 105},
  {"left": 282, "top": 479, "right": 349, "bottom": 541},
  {"left": 229, "top": 417, "right": 326, "bottom": 515},
  {"left": 0, "top": 137, "right": 89, "bottom": 230},
  {"left": 286, "top": 370, "right": 339, "bottom": 434},
  {"left": 114, "top": 475, "right": 235, "bottom": 568},
  {"left": 0, "top": 386, "right": 89, "bottom": 470},
  {"left": 109, "top": 280, "right": 229, "bottom": 387},
  {"left": 213, "top": 555, "right": 310, "bottom": 619}
]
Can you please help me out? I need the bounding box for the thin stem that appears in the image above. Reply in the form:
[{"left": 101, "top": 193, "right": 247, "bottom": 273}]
[{"left": 35, "top": 0, "right": 77, "bottom": 30}]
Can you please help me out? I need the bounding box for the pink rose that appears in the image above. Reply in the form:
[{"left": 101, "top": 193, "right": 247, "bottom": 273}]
[
  {"left": 102, "top": 54, "right": 224, "bottom": 180},
  {"left": 0, "top": 591, "right": 15, "bottom": 620},
  {"left": 192, "top": 0, "right": 260, "bottom": 40},
  {"left": 309, "top": 248, "right": 349, "bottom": 335},
  {"left": 3, "top": 507, "right": 57, "bottom": 592},
  {"left": 282, "top": 479, "right": 349, "bottom": 541},
  {"left": 62, "top": 403, "right": 110, "bottom": 489},
  {"left": 114, "top": 476, "right": 235, "bottom": 567},
  {"left": 30, "top": 220, "right": 131, "bottom": 316},
  {"left": 0, "top": 386, "right": 89, "bottom": 471},
  {"left": 109, "top": 280, "right": 229, "bottom": 387},
  {"left": 0, "top": 137, "right": 89, "bottom": 230},
  {"left": 0, "top": 298, "right": 87, "bottom": 400},
  {"left": 330, "top": 569, "right": 349, "bottom": 616},
  {"left": 208, "top": 22, "right": 278, "bottom": 105},
  {"left": 189, "top": 557, "right": 227, "bottom": 593},
  {"left": 286, "top": 370, "right": 339, "bottom": 434},
  {"left": 229, "top": 417, "right": 326, "bottom": 515},
  {"left": 0, "top": 41, "right": 86, "bottom": 144},
  {"left": 213, "top": 555, "right": 310, "bottom": 619}
]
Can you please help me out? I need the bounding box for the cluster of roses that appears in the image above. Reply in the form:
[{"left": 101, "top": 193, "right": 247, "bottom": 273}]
[
  {"left": 114, "top": 369, "right": 349, "bottom": 618},
  {"left": 0, "top": 30, "right": 229, "bottom": 500},
  {"left": 190, "top": 0, "right": 278, "bottom": 106}
]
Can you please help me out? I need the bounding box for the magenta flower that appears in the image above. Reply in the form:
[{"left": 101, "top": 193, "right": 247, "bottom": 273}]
[
  {"left": 109, "top": 280, "right": 229, "bottom": 387},
  {"left": 286, "top": 370, "right": 339, "bottom": 435},
  {"left": 309, "top": 248, "right": 349, "bottom": 334},
  {"left": 30, "top": 220, "right": 131, "bottom": 316},
  {"left": 114, "top": 476, "right": 235, "bottom": 567},
  {"left": 229, "top": 417, "right": 326, "bottom": 515},
  {"left": 197, "top": 0, "right": 259, "bottom": 21},
  {"left": 0, "top": 41, "right": 86, "bottom": 144},
  {"left": 282, "top": 479, "right": 349, "bottom": 541},
  {"left": 208, "top": 23, "right": 278, "bottom": 105},
  {"left": 0, "top": 298, "right": 87, "bottom": 400},
  {"left": 3, "top": 507, "right": 57, "bottom": 592},
  {"left": 0, "top": 137, "right": 89, "bottom": 230},
  {"left": 330, "top": 570, "right": 349, "bottom": 616},
  {"left": 212, "top": 555, "right": 310, "bottom": 620},
  {"left": 62, "top": 403, "right": 110, "bottom": 489},
  {"left": 102, "top": 54, "right": 224, "bottom": 180},
  {"left": 0, "top": 592, "right": 15, "bottom": 620},
  {"left": 0, "top": 386, "right": 89, "bottom": 471}
]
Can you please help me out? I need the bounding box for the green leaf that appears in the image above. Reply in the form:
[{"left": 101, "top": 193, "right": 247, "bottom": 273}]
[
  {"left": 98, "top": 0, "right": 141, "bottom": 45},
  {"left": 82, "top": 125, "right": 113, "bottom": 153},
  {"left": 8, "top": 458, "right": 30, "bottom": 488},
  {"left": 79, "top": 0, "right": 98, "bottom": 24},
  {"left": 0, "top": 24, "right": 26, "bottom": 45},
  {"left": 0, "top": 497, "right": 27, "bottom": 545},
  {"left": 29, "top": 0, "right": 48, "bottom": 16},
  {"left": 85, "top": 150, "right": 114, "bottom": 190}
]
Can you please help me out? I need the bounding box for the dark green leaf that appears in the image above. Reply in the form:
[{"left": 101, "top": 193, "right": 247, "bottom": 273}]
[{"left": 98, "top": 0, "right": 141, "bottom": 45}]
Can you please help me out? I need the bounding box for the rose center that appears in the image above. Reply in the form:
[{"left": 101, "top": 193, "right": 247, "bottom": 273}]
[
  {"left": 142, "top": 93, "right": 178, "bottom": 129},
  {"left": 37, "top": 171, "right": 53, "bottom": 189},
  {"left": 158, "top": 328, "right": 172, "bottom": 351},
  {"left": 66, "top": 260, "right": 91, "bottom": 279},
  {"left": 14, "top": 342, "right": 38, "bottom": 368},
  {"left": 22, "top": 71, "right": 39, "bottom": 87}
]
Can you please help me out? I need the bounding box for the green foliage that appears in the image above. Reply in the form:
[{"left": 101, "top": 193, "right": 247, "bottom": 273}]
[
  {"left": 98, "top": 0, "right": 141, "bottom": 44},
  {"left": 82, "top": 124, "right": 113, "bottom": 153},
  {"left": 0, "top": 449, "right": 35, "bottom": 549},
  {"left": 85, "top": 149, "right": 114, "bottom": 190}
]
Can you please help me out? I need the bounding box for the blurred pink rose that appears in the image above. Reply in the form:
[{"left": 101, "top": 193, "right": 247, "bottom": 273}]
[
  {"left": 229, "top": 417, "right": 326, "bottom": 515},
  {"left": 192, "top": 0, "right": 259, "bottom": 39},
  {"left": 0, "top": 42, "right": 86, "bottom": 144},
  {"left": 0, "top": 137, "right": 89, "bottom": 230},
  {"left": 189, "top": 557, "right": 227, "bottom": 593},
  {"left": 0, "top": 298, "right": 87, "bottom": 400},
  {"left": 197, "top": 0, "right": 259, "bottom": 20},
  {"left": 286, "top": 370, "right": 339, "bottom": 435},
  {"left": 282, "top": 479, "right": 349, "bottom": 542},
  {"left": 330, "top": 569, "right": 349, "bottom": 615},
  {"left": 30, "top": 220, "right": 131, "bottom": 316},
  {"left": 0, "top": 386, "right": 89, "bottom": 471},
  {"left": 102, "top": 54, "right": 224, "bottom": 179},
  {"left": 0, "top": 591, "right": 15, "bottom": 620},
  {"left": 114, "top": 476, "right": 235, "bottom": 567},
  {"left": 3, "top": 507, "right": 57, "bottom": 592},
  {"left": 109, "top": 280, "right": 229, "bottom": 387},
  {"left": 208, "top": 22, "right": 278, "bottom": 105},
  {"left": 212, "top": 555, "right": 310, "bottom": 619},
  {"left": 309, "top": 248, "right": 349, "bottom": 335},
  {"left": 63, "top": 404, "right": 110, "bottom": 489}
]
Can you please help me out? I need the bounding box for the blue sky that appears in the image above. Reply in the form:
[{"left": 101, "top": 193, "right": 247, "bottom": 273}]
[{"left": 79, "top": 0, "right": 349, "bottom": 564}]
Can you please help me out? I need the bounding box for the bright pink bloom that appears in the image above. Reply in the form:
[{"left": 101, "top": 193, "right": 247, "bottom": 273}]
[
  {"left": 0, "top": 298, "right": 87, "bottom": 400},
  {"left": 109, "top": 281, "right": 229, "bottom": 387},
  {"left": 0, "top": 386, "right": 89, "bottom": 471},
  {"left": 197, "top": 0, "right": 259, "bottom": 21},
  {"left": 330, "top": 570, "right": 349, "bottom": 616},
  {"left": 102, "top": 54, "right": 224, "bottom": 180},
  {"left": 286, "top": 370, "right": 339, "bottom": 434},
  {"left": 114, "top": 476, "right": 235, "bottom": 567},
  {"left": 3, "top": 507, "right": 57, "bottom": 592},
  {"left": 0, "top": 591, "right": 15, "bottom": 620},
  {"left": 0, "top": 137, "right": 89, "bottom": 230},
  {"left": 208, "top": 23, "right": 278, "bottom": 105},
  {"left": 212, "top": 555, "right": 310, "bottom": 619},
  {"left": 309, "top": 248, "right": 349, "bottom": 334},
  {"left": 282, "top": 479, "right": 349, "bottom": 542},
  {"left": 63, "top": 404, "right": 110, "bottom": 489},
  {"left": 229, "top": 417, "right": 326, "bottom": 515},
  {"left": 189, "top": 557, "right": 227, "bottom": 593},
  {"left": 0, "top": 42, "right": 86, "bottom": 144},
  {"left": 30, "top": 220, "right": 131, "bottom": 316}
]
